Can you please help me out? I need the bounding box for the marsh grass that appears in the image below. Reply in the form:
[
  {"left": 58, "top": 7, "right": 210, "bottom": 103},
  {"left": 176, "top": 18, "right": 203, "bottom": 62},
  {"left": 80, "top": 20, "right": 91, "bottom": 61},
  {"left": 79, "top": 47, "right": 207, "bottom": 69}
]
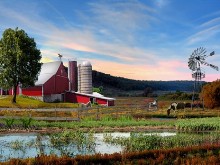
[
  {"left": 176, "top": 117, "right": 220, "bottom": 131},
  {"left": 3, "top": 117, "right": 15, "bottom": 129},
  {"left": 50, "top": 130, "right": 96, "bottom": 156},
  {"left": 103, "top": 132, "right": 220, "bottom": 152}
]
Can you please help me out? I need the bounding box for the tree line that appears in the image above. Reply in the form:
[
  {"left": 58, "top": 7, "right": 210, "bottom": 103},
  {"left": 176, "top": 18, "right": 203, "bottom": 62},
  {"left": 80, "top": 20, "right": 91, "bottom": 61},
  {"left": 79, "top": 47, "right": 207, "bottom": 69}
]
[{"left": 92, "top": 70, "right": 196, "bottom": 92}]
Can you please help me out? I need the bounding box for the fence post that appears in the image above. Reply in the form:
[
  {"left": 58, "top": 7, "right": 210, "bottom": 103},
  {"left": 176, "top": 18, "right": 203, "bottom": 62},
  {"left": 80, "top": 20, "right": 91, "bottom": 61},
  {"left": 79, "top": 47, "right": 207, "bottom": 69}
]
[
  {"left": 96, "top": 107, "right": 99, "bottom": 120},
  {"left": 77, "top": 108, "right": 81, "bottom": 121},
  {"left": 55, "top": 106, "right": 57, "bottom": 122}
]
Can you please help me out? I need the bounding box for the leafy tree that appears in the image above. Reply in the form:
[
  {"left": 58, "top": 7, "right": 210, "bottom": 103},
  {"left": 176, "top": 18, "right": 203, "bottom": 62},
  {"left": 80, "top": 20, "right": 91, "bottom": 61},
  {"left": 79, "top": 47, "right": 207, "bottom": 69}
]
[
  {"left": 143, "top": 87, "right": 153, "bottom": 97},
  {"left": 93, "top": 86, "right": 103, "bottom": 94},
  {"left": 201, "top": 80, "right": 220, "bottom": 109},
  {"left": 0, "top": 28, "right": 42, "bottom": 103}
]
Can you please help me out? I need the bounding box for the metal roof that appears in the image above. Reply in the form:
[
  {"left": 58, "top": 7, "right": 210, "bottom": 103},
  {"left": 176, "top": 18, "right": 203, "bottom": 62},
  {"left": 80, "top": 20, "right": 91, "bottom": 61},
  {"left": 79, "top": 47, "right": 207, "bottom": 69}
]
[
  {"left": 35, "top": 61, "right": 61, "bottom": 85},
  {"left": 70, "top": 91, "right": 115, "bottom": 101}
]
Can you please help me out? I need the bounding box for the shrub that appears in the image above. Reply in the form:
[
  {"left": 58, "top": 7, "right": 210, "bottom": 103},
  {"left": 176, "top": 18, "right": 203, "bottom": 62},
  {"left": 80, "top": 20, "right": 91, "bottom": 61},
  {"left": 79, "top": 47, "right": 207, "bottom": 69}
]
[{"left": 201, "top": 80, "right": 220, "bottom": 109}]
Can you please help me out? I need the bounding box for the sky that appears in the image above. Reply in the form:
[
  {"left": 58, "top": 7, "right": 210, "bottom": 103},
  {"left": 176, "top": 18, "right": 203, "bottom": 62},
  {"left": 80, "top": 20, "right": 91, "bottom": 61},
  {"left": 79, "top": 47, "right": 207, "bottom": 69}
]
[{"left": 0, "top": 0, "right": 220, "bottom": 81}]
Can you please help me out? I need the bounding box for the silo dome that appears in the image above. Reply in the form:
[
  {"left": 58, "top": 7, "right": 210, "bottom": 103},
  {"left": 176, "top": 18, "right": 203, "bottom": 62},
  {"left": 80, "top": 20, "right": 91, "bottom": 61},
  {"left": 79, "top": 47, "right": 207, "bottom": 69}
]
[{"left": 81, "top": 61, "right": 91, "bottom": 67}]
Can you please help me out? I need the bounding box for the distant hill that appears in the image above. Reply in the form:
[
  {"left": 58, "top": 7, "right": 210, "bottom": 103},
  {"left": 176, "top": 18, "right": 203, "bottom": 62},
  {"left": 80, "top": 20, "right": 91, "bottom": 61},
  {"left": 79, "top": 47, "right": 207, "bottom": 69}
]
[{"left": 92, "top": 70, "right": 197, "bottom": 97}]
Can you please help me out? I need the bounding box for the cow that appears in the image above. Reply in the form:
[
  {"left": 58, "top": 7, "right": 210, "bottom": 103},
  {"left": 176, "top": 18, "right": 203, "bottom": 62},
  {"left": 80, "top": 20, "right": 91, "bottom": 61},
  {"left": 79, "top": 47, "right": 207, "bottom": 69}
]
[
  {"left": 148, "top": 99, "right": 158, "bottom": 110},
  {"left": 167, "top": 102, "right": 185, "bottom": 116}
]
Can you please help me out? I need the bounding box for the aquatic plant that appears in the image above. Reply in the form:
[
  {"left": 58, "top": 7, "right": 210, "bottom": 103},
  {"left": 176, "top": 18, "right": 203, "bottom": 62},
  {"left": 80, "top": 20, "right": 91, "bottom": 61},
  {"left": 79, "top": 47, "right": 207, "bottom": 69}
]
[
  {"left": 49, "top": 130, "right": 95, "bottom": 156},
  {"left": 10, "top": 140, "right": 25, "bottom": 151},
  {"left": 20, "top": 117, "right": 33, "bottom": 129},
  {"left": 175, "top": 117, "right": 220, "bottom": 132},
  {"left": 3, "top": 117, "right": 15, "bottom": 129},
  {"left": 103, "top": 132, "right": 220, "bottom": 152}
]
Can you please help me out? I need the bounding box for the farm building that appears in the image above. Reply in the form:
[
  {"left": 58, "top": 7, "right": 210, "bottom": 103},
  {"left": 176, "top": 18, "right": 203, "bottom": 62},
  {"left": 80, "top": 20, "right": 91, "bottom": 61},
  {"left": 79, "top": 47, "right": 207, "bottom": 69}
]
[{"left": 0, "top": 60, "right": 115, "bottom": 106}]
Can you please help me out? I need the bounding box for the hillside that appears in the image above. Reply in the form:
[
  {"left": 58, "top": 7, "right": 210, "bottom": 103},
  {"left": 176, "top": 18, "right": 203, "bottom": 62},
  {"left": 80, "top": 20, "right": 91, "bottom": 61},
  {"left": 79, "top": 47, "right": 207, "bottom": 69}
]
[{"left": 92, "top": 70, "right": 196, "bottom": 97}]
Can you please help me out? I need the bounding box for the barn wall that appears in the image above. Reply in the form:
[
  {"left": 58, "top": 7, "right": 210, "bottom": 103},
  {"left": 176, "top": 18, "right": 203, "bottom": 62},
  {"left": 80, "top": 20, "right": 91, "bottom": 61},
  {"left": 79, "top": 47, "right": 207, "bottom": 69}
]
[
  {"left": 108, "top": 100, "right": 115, "bottom": 106},
  {"left": 0, "top": 88, "right": 8, "bottom": 95},
  {"left": 44, "top": 63, "right": 69, "bottom": 95},
  {"left": 65, "top": 92, "right": 90, "bottom": 104},
  {"left": 65, "top": 92, "right": 77, "bottom": 103},
  {"left": 22, "top": 86, "right": 42, "bottom": 96},
  {"left": 96, "top": 98, "right": 108, "bottom": 105},
  {"left": 75, "top": 94, "right": 90, "bottom": 104},
  {"left": 8, "top": 86, "right": 21, "bottom": 95}
]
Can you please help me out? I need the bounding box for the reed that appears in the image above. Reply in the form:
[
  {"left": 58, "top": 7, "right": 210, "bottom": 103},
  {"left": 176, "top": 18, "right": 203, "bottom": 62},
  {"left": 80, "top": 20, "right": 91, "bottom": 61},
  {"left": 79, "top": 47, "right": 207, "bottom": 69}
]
[{"left": 103, "top": 132, "right": 220, "bottom": 152}]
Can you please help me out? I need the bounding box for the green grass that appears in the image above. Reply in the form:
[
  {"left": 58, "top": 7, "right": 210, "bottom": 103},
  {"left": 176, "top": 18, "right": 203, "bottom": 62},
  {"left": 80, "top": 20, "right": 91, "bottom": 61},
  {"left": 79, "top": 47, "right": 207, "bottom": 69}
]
[
  {"left": 0, "top": 95, "right": 79, "bottom": 108},
  {"left": 175, "top": 117, "right": 220, "bottom": 132},
  {"left": 26, "top": 116, "right": 175, "bottom": 130},
  {"left": 103, "top": 132, "right": 220, "bottom": 152}
]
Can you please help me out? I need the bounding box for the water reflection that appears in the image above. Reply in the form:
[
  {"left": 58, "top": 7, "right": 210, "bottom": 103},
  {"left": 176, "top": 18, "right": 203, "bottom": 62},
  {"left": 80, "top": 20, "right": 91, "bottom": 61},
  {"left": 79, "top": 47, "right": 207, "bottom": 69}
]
[{"left": 0, "top": 131, "right": 176, "bottom": 162}]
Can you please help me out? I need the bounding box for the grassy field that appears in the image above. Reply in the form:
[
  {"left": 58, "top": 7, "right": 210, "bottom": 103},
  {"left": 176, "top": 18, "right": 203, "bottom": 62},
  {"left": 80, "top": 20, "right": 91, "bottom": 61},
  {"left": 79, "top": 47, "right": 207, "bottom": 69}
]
[
  {"left": 1, "top": 96, "right": 220, "bottom": 164},
  {"left": 0, "top": 95, "right": 79, "bottom": 108},
  {"left": 0, "top": 95, "right": 220, "bottom": 132}
]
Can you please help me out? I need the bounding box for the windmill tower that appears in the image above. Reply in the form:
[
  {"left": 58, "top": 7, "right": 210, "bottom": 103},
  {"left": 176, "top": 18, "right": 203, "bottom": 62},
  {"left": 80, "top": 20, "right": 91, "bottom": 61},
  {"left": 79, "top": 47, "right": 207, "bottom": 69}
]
[{"left": 188, "top": 47, "right": 218, "bottom": 109}]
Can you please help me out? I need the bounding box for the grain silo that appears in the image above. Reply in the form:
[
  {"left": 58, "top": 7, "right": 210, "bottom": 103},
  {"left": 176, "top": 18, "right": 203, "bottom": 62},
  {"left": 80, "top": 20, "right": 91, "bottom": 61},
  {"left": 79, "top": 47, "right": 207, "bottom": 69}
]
[
  {"left": 77, "top": 64, "right": 81, "bottom": 93},
  {"left": 68, "top": 60, "right": 77, "bottom": 91},
  {"left": 78, "top": 61, "right": 92, "bottom": 94}
]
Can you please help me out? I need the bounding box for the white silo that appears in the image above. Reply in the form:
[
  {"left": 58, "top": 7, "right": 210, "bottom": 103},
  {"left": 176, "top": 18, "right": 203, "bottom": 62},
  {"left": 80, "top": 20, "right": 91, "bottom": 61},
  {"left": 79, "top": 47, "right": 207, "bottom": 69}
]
[{"left": 78, "top": 61, "right": 92, "bottom": 94}]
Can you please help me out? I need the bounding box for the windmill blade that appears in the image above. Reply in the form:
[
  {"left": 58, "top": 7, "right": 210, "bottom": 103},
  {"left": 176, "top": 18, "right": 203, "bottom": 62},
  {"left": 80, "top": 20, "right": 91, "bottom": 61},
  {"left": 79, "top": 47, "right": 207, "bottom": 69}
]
[
  {"left": 201, "top": 61, "right": 219, "bottom": 71},
  {"left": 210, "top": 64, "right": 219, "bottom": 71},
  {"left": 198, "top": 47, "right": 206, "bottom": 56},
  {"left": 191, "top": 47, "right": 206, "bottom": 58},
  {"left": 188, "top": 59, "right": 197, "bottom": 71},
  {"left": 200, "top": 60, "right": 209, "bottom": 65}
]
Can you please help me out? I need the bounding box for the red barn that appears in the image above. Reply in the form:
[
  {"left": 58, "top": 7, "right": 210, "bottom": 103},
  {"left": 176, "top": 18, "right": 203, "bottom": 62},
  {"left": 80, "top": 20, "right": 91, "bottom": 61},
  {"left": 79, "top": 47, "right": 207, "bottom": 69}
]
[
  {"left": 1, "top": 60, "right": 115, "bottom": 106},
  {"left": 8, "top": 61, "right": 69, "bottom": 102}
]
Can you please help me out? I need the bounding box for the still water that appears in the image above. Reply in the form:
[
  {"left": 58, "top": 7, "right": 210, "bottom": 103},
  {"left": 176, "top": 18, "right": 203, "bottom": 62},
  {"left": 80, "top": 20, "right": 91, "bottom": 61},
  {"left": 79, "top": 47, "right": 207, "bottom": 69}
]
[{"left": 0, "top": 132, "right": 176, "bottom": 162}]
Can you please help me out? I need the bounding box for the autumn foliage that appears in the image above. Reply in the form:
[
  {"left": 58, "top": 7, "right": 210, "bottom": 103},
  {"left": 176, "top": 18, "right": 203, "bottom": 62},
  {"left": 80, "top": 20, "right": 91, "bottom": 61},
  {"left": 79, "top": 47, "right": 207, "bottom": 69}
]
[{"left": 202, "top": 80, "right": 220, "bottom": 109}]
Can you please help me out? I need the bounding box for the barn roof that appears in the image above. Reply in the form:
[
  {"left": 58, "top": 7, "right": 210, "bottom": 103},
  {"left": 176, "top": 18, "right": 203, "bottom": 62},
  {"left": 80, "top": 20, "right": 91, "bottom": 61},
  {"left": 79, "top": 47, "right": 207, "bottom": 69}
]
[
  {"left": 70, "top": 91, "right": 115, "bottom": 101},
  {"left": 35, "top": 61, "right": 61, "bottom": 85}
]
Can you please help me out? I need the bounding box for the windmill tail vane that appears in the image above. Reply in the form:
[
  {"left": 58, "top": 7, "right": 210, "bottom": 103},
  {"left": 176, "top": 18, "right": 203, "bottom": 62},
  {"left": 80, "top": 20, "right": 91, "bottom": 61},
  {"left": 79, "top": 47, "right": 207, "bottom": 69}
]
[{"left": 210, "top": 51, "right": 215, "bottom": 56}]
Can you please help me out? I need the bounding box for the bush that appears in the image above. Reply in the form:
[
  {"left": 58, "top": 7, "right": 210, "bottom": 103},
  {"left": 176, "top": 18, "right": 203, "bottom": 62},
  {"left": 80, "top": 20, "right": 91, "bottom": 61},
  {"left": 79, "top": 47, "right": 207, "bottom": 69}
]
[
  {"left": 202, "top": 80, "right": 220, "bottom": 109},
  {"left": 158, "top": 91, "right": 193, "bottom": 100}
]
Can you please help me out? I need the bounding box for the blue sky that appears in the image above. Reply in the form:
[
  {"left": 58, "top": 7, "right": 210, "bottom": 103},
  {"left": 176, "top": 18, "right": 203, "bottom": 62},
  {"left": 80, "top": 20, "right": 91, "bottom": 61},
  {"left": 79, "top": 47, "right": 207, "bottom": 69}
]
[{"left": 0, "top": 0, "right": 220, "bottom": 81}]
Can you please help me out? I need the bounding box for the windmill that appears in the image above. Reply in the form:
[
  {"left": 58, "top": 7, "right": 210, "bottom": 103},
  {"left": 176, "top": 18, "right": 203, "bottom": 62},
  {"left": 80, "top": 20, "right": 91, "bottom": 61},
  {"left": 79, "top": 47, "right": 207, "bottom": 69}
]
[{"left": 188, "top": 47, "right": 219, "bottom": 109}]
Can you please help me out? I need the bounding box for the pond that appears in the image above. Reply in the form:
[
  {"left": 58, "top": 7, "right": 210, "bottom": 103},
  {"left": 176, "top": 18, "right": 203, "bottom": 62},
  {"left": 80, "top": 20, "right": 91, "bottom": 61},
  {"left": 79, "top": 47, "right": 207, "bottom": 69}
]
[{"left": 0, "top": 131, "right": 176, "bottom": 162}]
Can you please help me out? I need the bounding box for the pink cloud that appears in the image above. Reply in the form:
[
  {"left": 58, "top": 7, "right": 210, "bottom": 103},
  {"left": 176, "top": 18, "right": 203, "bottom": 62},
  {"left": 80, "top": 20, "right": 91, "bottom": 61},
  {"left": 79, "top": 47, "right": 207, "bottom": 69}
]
[{"left": 90, "top": 59, "right": 193, "bottom": 80}]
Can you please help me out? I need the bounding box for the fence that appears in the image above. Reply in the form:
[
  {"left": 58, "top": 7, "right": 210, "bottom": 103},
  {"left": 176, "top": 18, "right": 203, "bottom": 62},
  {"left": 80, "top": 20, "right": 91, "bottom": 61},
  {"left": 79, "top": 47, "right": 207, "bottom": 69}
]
[{"left": 0, "top": 103, "right": 158, "bottom": 122}]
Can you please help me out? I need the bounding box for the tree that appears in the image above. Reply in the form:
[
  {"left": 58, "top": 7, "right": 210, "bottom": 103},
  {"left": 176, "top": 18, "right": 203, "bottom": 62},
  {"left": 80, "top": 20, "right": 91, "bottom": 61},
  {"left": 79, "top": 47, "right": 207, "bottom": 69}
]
[
  {"left": 201, "top": 80, "right": 220, "bottom": 109},
  {"left": 0, "top": 28, "right": 42, "bottom": 103},
  {"left": 143, "top": 87, "right": 153, "bottom": 97}
]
